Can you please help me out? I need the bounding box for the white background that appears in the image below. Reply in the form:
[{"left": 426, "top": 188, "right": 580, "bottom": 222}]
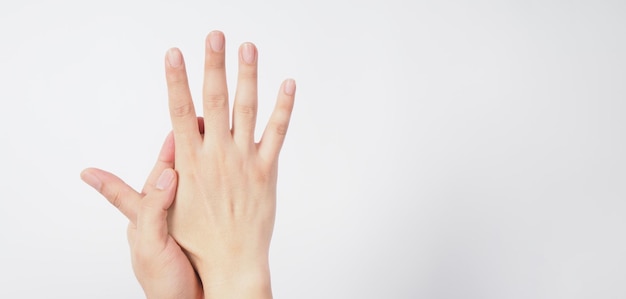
[{"left": 1, "top": 0, "right": 625, "bottom": 298}]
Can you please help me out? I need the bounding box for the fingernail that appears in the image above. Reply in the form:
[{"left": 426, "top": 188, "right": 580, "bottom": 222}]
[
  {"left": 167, "top": 48, "right": 182, "bottom": 67},
  {"left": 241, "top": 43, "right": 256, "bottom": 64},
  {"left": 156, "top": 169, "right": 174, "bottom": 190},
  {"left": 81, "top": 171, "right": 102, "bottom": 191},
  {"left": 284, "top": 79, "right": 296, "bottom": 96},
  {"left": 209, "top": 31, "right": 224, "bottom": 52}
]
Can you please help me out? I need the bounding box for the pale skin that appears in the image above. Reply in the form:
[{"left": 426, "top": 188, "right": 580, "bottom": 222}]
[
  {"left": 81, "top": 30, "right": 295, "bottom": 298},
  {"left": 82, "top": 130, "right": 203, "bottom": 299}
]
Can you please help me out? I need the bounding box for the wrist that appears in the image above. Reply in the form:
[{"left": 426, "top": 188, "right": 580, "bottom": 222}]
[{"left": 198, "top": 258, "right": 272, "bottom": 299}]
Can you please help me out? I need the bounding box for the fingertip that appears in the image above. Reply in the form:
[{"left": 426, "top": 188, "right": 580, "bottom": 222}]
[
  {"left": 155, "top": 168, "right": 176, "bottom": 191},
  {"left": 207, "top": 30, "right": 225, "bottom": 52},
  {"left": 80, "top": 168, "right": 102, "bottom": 191},
  {"left": 166, "top": 48, "right": 183, "bottom": 68},
  {"left": 240, "top": 42, "right": 257, "bottom": 64},
  {"left": 283, "top": 78, "right": 296, "bottom": 96}
]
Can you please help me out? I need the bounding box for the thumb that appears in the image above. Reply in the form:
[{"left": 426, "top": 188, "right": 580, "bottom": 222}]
[{"left": 136, "top": 168, "right": 178, "bottom": 248}]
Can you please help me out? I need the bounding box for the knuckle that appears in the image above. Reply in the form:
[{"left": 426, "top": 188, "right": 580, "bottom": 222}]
[
  {"left": 139, "top": 198, "right": 160, "bottom": 211},
  {"left": 204, "top": 94, "right": 228, "bottom": 109},
  {"left": 109, "top": 189, "right": 124, "bottom": 209},
  {"left": 205, "top": 59, "right": 225, "bottom": 69},
  {"left": 240, "top": 68, "right": 258, "bottom": 80},
  {"left": 273, "top": 122, "right": 289, "bottom": 136},
  {"left": 277, "top": 98, "right": 295, "bottom": 111},
  {"left": 171, "top": 102, "right": 195, "bottom": 118},
  {"left": 251, "top": 165, "right": 275, "bottom": 184},
  {"left": 235, "top": 103, "right": 257, "bottom": 116},
  {"left": 166, "top": 72, "right": 187, "bottom": 85}
]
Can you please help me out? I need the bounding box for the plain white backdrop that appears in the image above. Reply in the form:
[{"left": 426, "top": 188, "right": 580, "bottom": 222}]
[{"left": 1, "top": 0, "right": 625, "bottom": 298}]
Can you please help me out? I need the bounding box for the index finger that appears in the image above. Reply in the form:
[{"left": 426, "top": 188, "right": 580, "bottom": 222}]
[
  {"left": 165, "top": 48, "right": 201, "bottom": 148},
  {"left": 81, "top": 168, "right": 141, "bottom": 223}
]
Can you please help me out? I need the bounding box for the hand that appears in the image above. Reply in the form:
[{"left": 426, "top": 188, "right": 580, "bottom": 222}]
[
  {"left": 163, "top": 30, "right": 296, "bottom": 298},
  {"left": 81, "top": 131, "right": 203, "bottom": 299}
]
